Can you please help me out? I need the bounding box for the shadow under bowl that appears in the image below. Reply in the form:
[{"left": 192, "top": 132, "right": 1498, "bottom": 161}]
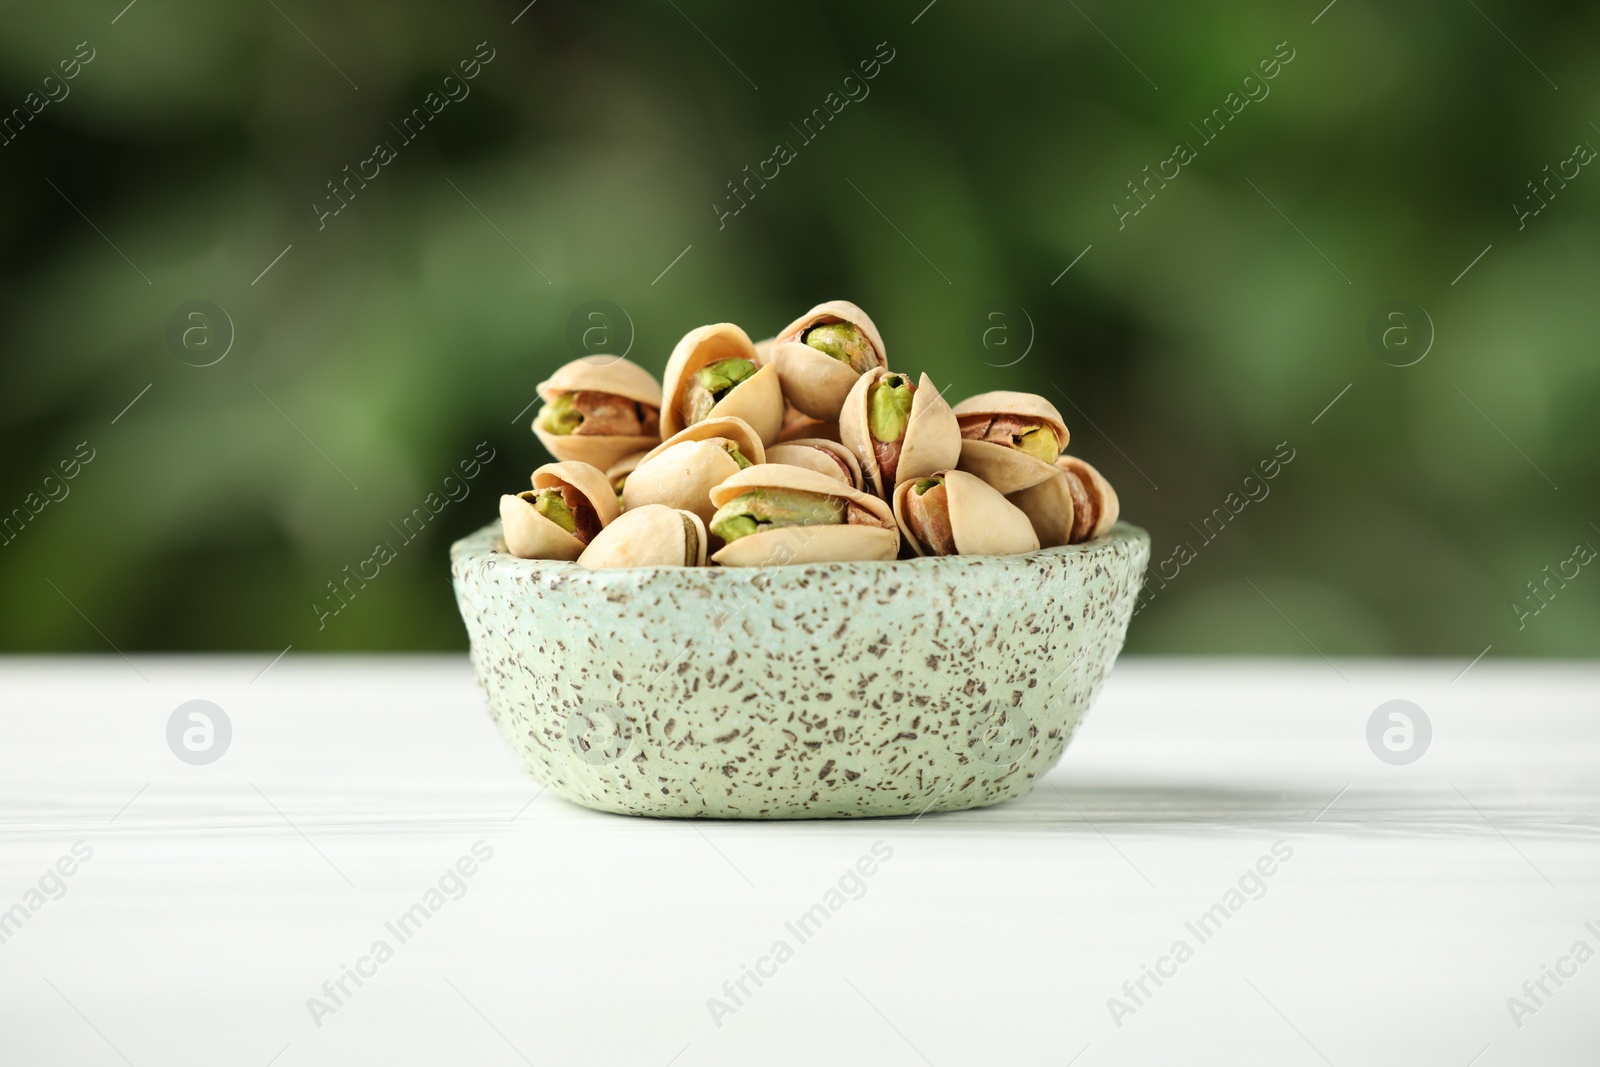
[{"left": 451, "top": 521, "right": 1149, "bottom": 819}]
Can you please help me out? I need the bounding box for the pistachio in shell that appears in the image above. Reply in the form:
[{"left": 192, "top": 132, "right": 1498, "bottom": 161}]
[
  {"left": 499, "top": 461, "right": 619, "bottom": 560},
  {"left": 532, "top": 355, "right": 663, "bottom": 471},
  {"left": 839, "top": 369, "right": 961, "bottom": 499},
  {"left": 661, "top": 323, "right": 785, "bottom": 445},
  {"left": 578, "top": 504, "right": 707, "bottom": 568},
  {"left": 951, "top": 390, "right": 1069, "bottom": 494},
  {"left": 706, "top": 464, "right": 898, "bottom": 566},
  {"left": 623, "top": 416, "right": 767, "bottom": 526},
  {"left": 1057, "top": 455, "right": 1119, "bottom": 542},
  {"left": 893, "top": 469, "right": 1039, "bottom": 557},
  {"left": 765, "top": 438, "right": 863, "bottom": 490},
  {"left": 769, "top": 300, "right": 890, "bottom": 420}
]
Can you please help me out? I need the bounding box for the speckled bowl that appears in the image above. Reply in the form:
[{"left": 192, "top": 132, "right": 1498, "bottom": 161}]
[{"left": 451, "top": 521, "right": 1148, "bottom": 819}]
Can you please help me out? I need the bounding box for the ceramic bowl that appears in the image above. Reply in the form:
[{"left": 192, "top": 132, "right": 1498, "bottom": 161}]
[{"left": 451, "top": 520, "right": 1149, "bottom": 819}]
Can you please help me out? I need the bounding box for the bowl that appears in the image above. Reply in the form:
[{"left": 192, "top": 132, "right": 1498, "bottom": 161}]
[{"left": 451, "top": 520, "right": 1149, "bottom": 819}]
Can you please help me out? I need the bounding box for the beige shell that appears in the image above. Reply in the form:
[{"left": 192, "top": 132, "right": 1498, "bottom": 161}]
[
  {"left": 499, "top": 461, "right": 621, "bottom": 561},
  {"left": 1058, "top": 455, "right": 1120, "bottom": 541},
  {"left": 1006, "top": 472, "right": 1077, "bottom": 549},
  {"left": 624, "top": 440, "right": 743, "bottom": 526},
  {"left": 578, "top": 504, "right": 706, "bottom": 568},
  {"left": 637, "top": 415, "right": 766, "bottom": 467},
  {"left": 894, "top": 470, "right": 1039, "bottom": 557},
  {"left": 770, "top": 300, "right": 889, "bottom": 420},
  {"left": 532, "top": 356, "right": 663, "bottom": 473},
  {"left": 660, "top": 323, "right": 785, "bottom": 445},
  {"left": 765, "top": 439, "right": 863, "bottom": 490},
  {"left": 951, "top": 391, "right": 1069, "bottom": 492},
  {"left": 532, "top": 427, "right": 659, "bottom": 473},
  {"left": 532, "top": 461, "right": 621, "bottom": 527},
  {"left": 951, "top": 390, "right": 1069, "bottom": 441},
  {"left": 499, "top": 493, "right": 584, "bottom": 561},
  {"left": 708, "top": 464, "right": 898, "bottom": 566},
  {"left": 536, "top": 354, "right": 663, "bottom": 408},
  {"left": 839, "top": 370, "right": 961, "bottom": 499}
]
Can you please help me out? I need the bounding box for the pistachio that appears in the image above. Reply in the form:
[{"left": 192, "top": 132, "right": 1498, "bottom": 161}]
[
  {"left": 624, "top": 416, "right": 767, "bottom": 526},
  {"left": 868, "top": 374, "right": 915, "bottom": 443},
  {"left": 1057, "top": 455, "right": 1119, "bottom": 542},
  {"left": 765, "top": 438, "right": 862, "bottom": 489},
  {"left": 708, "top": 464, "right": 898, "bottom": 566},
  {"left": 770, "top": 301, "right": 889, "bottom": 420},
  {"left": 840, "top": 369, "right": 961, "bottom": 498},
  {"left": 687, "top": 358, "right": 757, "bottom": 423},
  {"left": 662, "top": 323, "right": 785, "bottom": 444},
  {"left": 533, "top": 356, "right": 664, "bottom": 471},
  {"left": 578, "top": 504, "right": 707, "bottom": 568},
  {"left": 892, "top": 469, "right": 1039, "bottom": 557},
  {"left": 709, "top": 488, "right": 848, "bottom": 543},
  {"left": 902, "top": 477, "right": 957, "bottom": 556},
  {"left": 1014, "top": 425, "right": 1060, "bottom": 464},
  {"left": 530, "top": 487, "right": 578, "bottom": 535},
  {"left": 499, "top": 460, "right": 619, "bottom": 560},
  {"left": 803, "top": 322, "right": 875, "bottom": 373},
  {"left": 536, "top": 393, "right": 583, "bottom": 436},
  {"left": 951, "top": 390, "right": 1069, "bottom": 494}
]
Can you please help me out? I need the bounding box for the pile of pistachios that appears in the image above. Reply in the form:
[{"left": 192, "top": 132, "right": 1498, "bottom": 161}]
[{"left": 498, "top": 300, "right": 1120, "bottom": 568}]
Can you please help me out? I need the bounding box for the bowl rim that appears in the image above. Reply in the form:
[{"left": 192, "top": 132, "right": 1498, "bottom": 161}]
[{"left": 451, "top": 519, "right": 1149, "bottom": 581}]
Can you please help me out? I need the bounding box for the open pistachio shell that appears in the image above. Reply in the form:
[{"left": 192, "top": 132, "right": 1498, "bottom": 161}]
[
  {"left": 624, "top": 440, "right": 745, "bottom": 525},
  {"left": 660, "top": 323, "right": 785, "bottom": 445},
  {"left": 537, "top": 355, "right": 663, "bottom": 408},
  {"left": 578, "top": 504, "right": 707, "bottom": 568},
  {"left": 840, "top": 370, "right": 961, "bottom": 499},
  {"left": 625, "top": 416, "right": 767, "bottom": 523},
  {"left": 499, "top": 460, "right": 620, "bottom": 561},
  {"left": 1058, "top": 455, "right": 1120, "bottom": 541},
  {"left": 1006, "top": 472, "right": 1078, "bottom": 549},
  {"left": 637, "top": 415, "right": 766, "bottom": 467},
  {"left": 951, "top": 390, "right": 1070, "bottom": 492},
  {"left": 707, "top": 464, "right": 898, "bottom": 566},
  {"left": 765, "top": 439, "right": 863, "bottom": 490},
  {"left": 532, "top": 355, "right": 664, "bottom": 471},
  {"left": 499, "top": 492, "right": 585, "bottom": 560},
  {"left": 532, "top": 461, "right": 621, "bottom": 527},
  {"left": 770, "top": 300, "right": 889, "bottom": 420},
  {"left": 894, "top": 470, "right": 1039, "bottom": 557}
]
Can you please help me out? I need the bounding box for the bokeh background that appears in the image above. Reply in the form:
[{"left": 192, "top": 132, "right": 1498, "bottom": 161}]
[{"left": 2, "top": 0, "right": 1595, "bottom": 655}]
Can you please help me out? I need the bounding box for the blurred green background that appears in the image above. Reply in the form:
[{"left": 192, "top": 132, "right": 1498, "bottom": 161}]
[{"left": 2, "top": 0, "right": 1595, "bottom": 656}]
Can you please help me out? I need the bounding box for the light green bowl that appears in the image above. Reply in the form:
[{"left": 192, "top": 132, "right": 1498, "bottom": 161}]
[{"left": 451, "top": 521, "right": 1148, "bottom": 819}]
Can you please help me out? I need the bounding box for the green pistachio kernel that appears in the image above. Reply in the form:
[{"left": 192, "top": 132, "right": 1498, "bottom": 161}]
[
  {"left": 529, "top": 488, "right": 577, "bottom": 534},
  {"left": 536, "top": 394, "right": 582, "bottom": 435},
  {"left": 687, "top": 358, "right": 756, "bottom": 422},
  {"left": 724, "top": 442, "right": 753, "bottom": 469},
  {"left": 710, "top": 513, "right": 760, "bottom": 543},
  {"left": 1014, "top": 426, "right": 1059, "bottom": 464},
  {"left": 867, "top": 375, "right": 915, "bottom": 443},
  {"left": 708, "top": 489, "right": 847, "bottom": 543},
  {"left": 913, "top": 477, "right": 942, "bottom": 495},
  {"left": 803, "top": 322, "right": 874, "bottom": 373}
]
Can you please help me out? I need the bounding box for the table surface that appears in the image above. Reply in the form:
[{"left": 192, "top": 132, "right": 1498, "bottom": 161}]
[{"left": 1, "top": 656, "right": 1596, "bottom": 1067}]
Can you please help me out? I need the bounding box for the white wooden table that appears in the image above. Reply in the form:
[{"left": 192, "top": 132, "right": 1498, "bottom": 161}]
[{"left": 1, "top": 657, "right": 1596, "bottom": 1066}]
